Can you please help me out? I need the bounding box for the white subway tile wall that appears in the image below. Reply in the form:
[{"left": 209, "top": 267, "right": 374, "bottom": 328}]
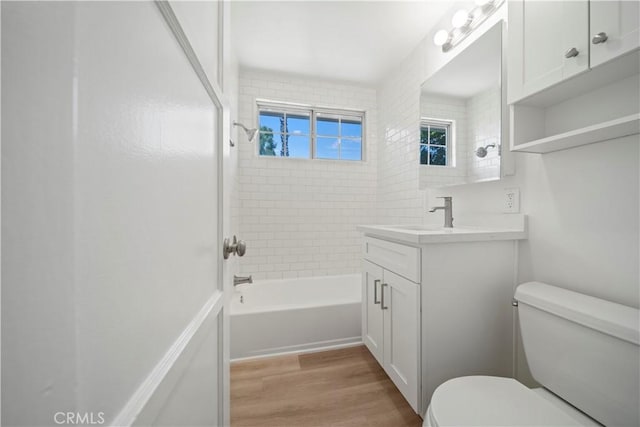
[
  {"left": 376, "top": 44, "right": 425, "bottom": 224},
  {"left": 234, "top": 69, "right": 377, "bottom": 280}
]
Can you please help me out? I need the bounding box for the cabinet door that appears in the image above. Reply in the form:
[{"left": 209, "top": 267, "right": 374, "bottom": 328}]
[
  {"left": 362, "top": 260, "right": 384, "bottom": 365},
  {"left": 590, "top": 0, "right": 640, "bottom": 68},
  {"left": 508, "top": 0, "right": 589, "bottom": 103},
  {"left": 382, "top": 269, "right": 420, "bottom": 412}
]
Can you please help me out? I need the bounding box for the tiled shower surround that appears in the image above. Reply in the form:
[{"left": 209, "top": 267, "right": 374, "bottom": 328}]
[{"left": 234, "top": 70, "right": 378, "bottom": 280}]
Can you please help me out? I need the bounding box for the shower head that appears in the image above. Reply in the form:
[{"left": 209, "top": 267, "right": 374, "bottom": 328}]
[
  {"left": 475, "top": 143, "right": 496, "bottom": 158},
  {"left": 233, "top": 121, "right": 258, "bottom": 142}
]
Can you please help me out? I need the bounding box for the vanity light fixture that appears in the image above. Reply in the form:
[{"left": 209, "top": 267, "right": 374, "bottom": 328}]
[
  {"left": 432, "top": 0, "right": 505, "bottom": 52},
  {"left": 433, "top": 29, "right": 449, "bottom": 47},
  {"left": 451, "top": 9, "right": 470, "bottom": 28}
]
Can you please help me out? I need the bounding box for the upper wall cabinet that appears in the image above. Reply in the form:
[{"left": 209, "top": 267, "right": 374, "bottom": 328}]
[
  {"left": 590, "top": 1, "right": 640, "bottom": 68},
  {"left": 508, "top": 0, "right": 640, "bottom": 153},
  {"left": 508, "top": 0, "right": 589, "bottom": 103}
]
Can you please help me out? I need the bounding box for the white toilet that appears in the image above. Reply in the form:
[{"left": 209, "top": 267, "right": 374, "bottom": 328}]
[{"left": 424, "top": 281, "right": 640, "bottom": 427}]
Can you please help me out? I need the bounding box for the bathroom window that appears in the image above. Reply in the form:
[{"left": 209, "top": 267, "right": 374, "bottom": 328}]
[
  {"left": 315, "top": 112, "right": 363, "bottom": 161},
  {"left": 258, "top": 108, "right": 311, "bottom": 158},
  {"left": 257, "top": 101, "right": 364, "bottom": 161},
  {"left": 420, "top": 119, "right": 451, "bottom": 166}
]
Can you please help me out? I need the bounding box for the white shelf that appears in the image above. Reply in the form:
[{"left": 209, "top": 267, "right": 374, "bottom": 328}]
[{"left": 512, "top": 114, "right": 640, "bottom": 154}]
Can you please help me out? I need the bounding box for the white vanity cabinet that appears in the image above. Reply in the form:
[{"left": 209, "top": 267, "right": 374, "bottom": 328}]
[
  {"left": 362, "top": 261, "right": 384, "bottom": 364},
  {"left": 362, "top": 238, "right": 420, "bottom": 412},
  {"left": 359, "top": 223, "right": 527, "bottom": 417}
]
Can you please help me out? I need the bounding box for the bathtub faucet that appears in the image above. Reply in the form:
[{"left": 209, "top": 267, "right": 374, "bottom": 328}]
[{"left": 234, "top": 275, "right": 253, "bottom": 286}]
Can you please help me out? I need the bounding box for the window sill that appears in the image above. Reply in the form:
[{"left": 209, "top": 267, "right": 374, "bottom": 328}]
[
  {"left": 256, "top": 155, "right": 366, "bottom": 164},
  {"left": 420, "top": 164, "right": 457, "bottom": 169}
]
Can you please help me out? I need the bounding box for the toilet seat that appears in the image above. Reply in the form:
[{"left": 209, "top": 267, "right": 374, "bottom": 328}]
[{"left": 424, "top": 376, "right": 598, "bottom": 427}]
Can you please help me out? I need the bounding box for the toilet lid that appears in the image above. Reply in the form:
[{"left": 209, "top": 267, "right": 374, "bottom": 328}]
[{"left": 428, "top": 376, "right": 587, "bottom": 427}]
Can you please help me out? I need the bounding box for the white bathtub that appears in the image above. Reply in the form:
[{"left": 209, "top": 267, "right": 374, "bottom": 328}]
[{"left": 230, "top": 274, "right": 362, "bottom": 360}]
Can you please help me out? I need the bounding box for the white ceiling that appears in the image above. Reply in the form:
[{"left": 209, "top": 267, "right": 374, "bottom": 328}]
[{"left": 230, "top": 1, "right": 455, "bottom": 86}]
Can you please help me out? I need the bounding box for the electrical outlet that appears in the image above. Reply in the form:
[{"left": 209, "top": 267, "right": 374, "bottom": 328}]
[{"left": 504, "top": 188, "right": 520, "bottom": 213}]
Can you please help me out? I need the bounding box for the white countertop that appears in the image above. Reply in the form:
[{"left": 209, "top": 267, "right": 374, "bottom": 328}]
[{"left": 357, "top": 215, "right": 527, "bottom": 245}]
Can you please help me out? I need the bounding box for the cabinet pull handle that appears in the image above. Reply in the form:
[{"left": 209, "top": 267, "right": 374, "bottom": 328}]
[
  {"left": 564, "top": 47, "right": 579, "bottom": 58},
  {"left": 592, "top": 32, "right": 608, "bottom": 44},
  {"left": 373, "top": 279, "right": 381, "bottom": 304},
  {"left": 381, "top": 283, "right": 388, "bottom": 310}
]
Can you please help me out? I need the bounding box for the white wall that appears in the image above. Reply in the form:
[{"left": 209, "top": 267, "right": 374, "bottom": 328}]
[
  {"left": 234, "top": 69, "right": 378, "bottom": 280},
  {"left": 2, "top": 3, "right": 78, "bottom": 423},
  {"left": 432, "top": 137, "right": 639, "bottom": 308}
]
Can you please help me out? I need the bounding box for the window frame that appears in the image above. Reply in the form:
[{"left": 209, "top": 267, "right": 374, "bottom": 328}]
[
  {"left": 420, "top": 117, "right": 453, "bottom": 167},
  {"left": 256, "top": 100, "right": 365, "bottom": 162}
]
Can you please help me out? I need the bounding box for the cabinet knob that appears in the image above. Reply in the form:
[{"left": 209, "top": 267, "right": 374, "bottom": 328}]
[
  {"left": 564, "top": 47, "right": 579, "bottom": 58},
  {"left": 592, "top": 32, "right": 608, "bottom": 44}
]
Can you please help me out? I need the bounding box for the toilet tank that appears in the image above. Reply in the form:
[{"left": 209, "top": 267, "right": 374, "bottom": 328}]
[{"left": 515, "top": 282, "right": 639, "bottom": 427}]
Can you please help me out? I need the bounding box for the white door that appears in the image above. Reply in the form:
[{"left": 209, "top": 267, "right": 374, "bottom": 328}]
[
  {"left": 362, "top": 261, "right": 384, "bottom": 364},
  {"left": 590, "top": 0, "right": 640, "bottom": 68},
  {"left": 1, "top": 1, "right": 228, "bottom": 425},
  {"left": 508, "top": 0, "right": 589, "bottom": 102},
  {"left": 382, "top": 270, "right": 420, "bottom": 413}
]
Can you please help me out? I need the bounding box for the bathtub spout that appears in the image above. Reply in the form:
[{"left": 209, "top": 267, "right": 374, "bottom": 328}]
[{"left": 234, "top": 275, "right": 253, "bottom": 286}]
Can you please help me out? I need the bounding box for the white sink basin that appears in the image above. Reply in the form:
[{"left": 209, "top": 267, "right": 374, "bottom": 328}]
[
  {"left": 387, "top": 224, "right": 448, "bottom": 231},
  {"left": 357, "top": 216, "right": 527, "bottom": 244}
]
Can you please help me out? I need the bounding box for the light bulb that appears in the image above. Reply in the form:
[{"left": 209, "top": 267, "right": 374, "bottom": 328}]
[
  {"left": 433, "top": 30, "right": 449, "bottom": 47},
  {"left": 451, "top": 9, "right": 470, "bottom": 28}
]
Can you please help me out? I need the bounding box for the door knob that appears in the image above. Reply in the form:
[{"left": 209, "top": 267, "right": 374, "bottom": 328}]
[
  {"left": 236, "top": 239, "right": 246, "bottom": 256},
  {"left": 223, "top": 235, "right": 247, "bottom": 259},
  {"left": 592, "top": 32, "right": 608, "bottom": 44},
  {"left": 564, "top": 47, "right": 579, "bottom": 58}
]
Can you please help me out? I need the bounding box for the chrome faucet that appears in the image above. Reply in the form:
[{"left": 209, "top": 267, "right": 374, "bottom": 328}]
[
  {"left": 234, "top": 275, "right": 253, "bottom": 286},
  {"left": 429, "top": 196, "right": 453, "bottom": 228}
]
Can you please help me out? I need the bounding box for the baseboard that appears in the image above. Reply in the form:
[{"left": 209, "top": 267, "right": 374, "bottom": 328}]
[
  {"left": 230, "top": 337, "right": 363, "bottom": 362},
  {"left": 110, "top": 291, "right": 223, "bottom": 427}
]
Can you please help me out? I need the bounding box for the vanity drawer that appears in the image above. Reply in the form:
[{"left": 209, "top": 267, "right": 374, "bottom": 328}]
[{"left": 363, "top": 237, "right": 421, "bottom": 283}]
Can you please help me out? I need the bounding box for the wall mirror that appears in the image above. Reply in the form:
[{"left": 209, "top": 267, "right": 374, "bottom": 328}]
[{"left": 419, "top": 21, "right": 506, "bottom": 189}]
